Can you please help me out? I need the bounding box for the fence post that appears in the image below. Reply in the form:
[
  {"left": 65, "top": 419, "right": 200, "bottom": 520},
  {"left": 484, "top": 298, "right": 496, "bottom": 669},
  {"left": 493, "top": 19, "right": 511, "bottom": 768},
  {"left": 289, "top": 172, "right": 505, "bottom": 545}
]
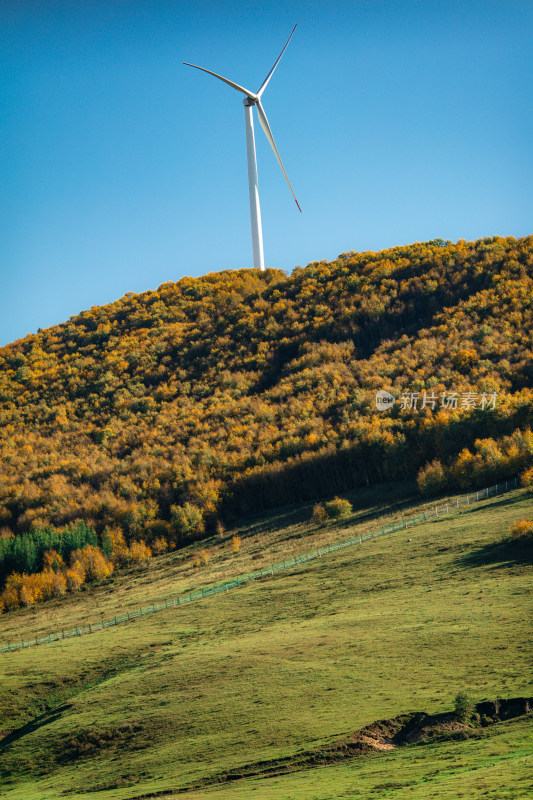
[
  {"left": 435, "top": 506, "right": 438, "bottom": 517},
  {"left": 476, "top": 491, "right": 479, "bottom": 500}
]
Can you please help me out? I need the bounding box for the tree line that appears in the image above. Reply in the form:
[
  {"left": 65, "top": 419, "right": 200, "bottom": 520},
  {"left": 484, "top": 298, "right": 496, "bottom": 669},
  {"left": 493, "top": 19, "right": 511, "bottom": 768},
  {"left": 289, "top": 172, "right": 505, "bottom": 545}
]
[{"left": 0, "top": 235, "right": 531, "bottom": 583}]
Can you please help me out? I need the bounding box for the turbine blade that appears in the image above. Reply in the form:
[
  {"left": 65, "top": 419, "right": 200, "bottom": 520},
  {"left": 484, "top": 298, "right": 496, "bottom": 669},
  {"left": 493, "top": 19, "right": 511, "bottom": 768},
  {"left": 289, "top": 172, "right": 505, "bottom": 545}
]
[
  {"left": 255, "top": 99, "right": 301, "bottom": 212},
  {"left": 256, "top": 24, "right": 297, "bottom": 98},
  {"left": 183, "top": 62, "right": 257, "bottom": 100}
]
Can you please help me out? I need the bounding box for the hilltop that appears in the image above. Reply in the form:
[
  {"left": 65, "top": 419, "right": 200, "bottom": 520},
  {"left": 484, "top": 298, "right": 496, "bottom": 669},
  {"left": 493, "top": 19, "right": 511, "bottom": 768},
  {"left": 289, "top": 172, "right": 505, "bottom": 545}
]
[{"left": 0, "top": 235, "right": 532, "bottom": 551}]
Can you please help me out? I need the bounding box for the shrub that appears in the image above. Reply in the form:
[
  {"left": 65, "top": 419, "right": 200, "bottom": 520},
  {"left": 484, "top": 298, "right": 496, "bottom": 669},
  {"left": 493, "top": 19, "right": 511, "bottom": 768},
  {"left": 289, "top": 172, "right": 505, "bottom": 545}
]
[
  {"left": 454, "top": 692, "right": 474, "bottom": 721},
  {"left": 128, "top": 540, "right": 152, "bottom": 565},
  {"left": 232, "top": 535, "right": 241, "bottom": 554},
  {"left": 520, "top": 466, "right": 533, "bottom": 488},
  {"left": 508, "top": 518, "right": 533, "bottom": 545},
  {"left": 324, "top": 497, "right": 352, "bottom": 520},
  {"left": 312, "top": 504, "right": 328, "bottom": 526},
  {"left": 417, "top": 459, "right": 448, "bottom": 496},
  {"left": 151, "top": 536, "right": 168, "bottom": 555}
]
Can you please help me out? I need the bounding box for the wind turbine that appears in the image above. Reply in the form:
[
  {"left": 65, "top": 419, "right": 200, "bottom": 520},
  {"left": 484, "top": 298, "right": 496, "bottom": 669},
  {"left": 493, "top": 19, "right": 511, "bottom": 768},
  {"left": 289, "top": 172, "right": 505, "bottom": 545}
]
[{"left": 184, "top": 25, "right": 301, "bottom": 271}]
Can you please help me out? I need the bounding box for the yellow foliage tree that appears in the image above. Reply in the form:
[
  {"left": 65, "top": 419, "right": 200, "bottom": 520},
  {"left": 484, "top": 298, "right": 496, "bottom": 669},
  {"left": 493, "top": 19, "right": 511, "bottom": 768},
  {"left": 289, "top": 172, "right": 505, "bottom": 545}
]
[
  {"left": 70, "top": 545, "right": 113, "bottom": 581},
  {"left": 65, "top": 565, "right": 85, "bottom": 592},
  {"left": 42, "top": 549, "right": 65, "bottom": 572},
  {"left": 417, "top": 459, "right": 448, "bottom": 496},
  {"left": 151, "top": 536, "right": 168, "bottom": 555},
  {"left": 128, "top": 540, "right": 152, "bottom": 565}
]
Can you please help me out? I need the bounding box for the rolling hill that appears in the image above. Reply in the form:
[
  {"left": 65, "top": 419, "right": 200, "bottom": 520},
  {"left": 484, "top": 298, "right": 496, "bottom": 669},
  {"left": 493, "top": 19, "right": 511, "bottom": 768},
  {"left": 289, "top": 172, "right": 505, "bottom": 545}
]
[
  {"left": 0, "top": 235, "right": 531, "bottom": 552},
  {"left": 0, "top": 236, "right": 532, "bottom": 798}
]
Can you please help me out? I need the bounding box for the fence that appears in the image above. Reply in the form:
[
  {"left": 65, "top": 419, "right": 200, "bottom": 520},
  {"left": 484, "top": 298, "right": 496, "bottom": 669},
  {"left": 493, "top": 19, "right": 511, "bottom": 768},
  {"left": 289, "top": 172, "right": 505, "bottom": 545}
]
[{"left": 0, "top": 476, "right": 519, "bottom": 655}]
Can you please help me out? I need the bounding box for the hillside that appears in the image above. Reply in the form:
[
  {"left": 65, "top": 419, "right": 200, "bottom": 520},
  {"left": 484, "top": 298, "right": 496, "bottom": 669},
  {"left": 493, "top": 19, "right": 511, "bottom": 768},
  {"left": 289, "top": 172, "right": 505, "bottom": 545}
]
[
  {"left": 0, "top": 487, "right": 531, "bottom": 799},
  {"left": 0, "top": 235, "right": 532, "bottom": 555}
]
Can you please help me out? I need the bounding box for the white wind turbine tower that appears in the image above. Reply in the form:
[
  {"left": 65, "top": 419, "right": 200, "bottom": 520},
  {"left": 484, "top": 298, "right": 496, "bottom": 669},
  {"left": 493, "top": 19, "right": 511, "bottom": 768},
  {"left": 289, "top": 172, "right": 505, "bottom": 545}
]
[{"left": 184, "top": 25, "right": 301, "bottom": 271}]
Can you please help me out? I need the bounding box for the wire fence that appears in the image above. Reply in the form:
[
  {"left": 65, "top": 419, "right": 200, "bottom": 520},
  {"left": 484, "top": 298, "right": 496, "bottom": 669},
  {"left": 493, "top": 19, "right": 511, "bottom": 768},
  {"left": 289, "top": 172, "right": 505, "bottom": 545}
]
[{"left": 0, "top": 476, "right": 519, "bottom": 655}]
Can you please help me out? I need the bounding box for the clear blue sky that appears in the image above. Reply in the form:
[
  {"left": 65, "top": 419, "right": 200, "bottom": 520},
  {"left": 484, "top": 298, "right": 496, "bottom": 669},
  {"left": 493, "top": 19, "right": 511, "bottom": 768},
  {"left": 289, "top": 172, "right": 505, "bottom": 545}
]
[{"left": 1, "top": 0, "right": 532, "bottom": 346}]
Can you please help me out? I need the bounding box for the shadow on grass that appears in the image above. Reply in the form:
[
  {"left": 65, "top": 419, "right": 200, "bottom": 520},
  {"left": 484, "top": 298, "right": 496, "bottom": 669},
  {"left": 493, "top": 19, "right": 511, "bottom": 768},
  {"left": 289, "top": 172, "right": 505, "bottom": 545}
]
[
  {"left": 234, "top": 480, "right": 419, "bottom": 541},
  {"left": 457, "top": 491, "right": 530, "bottom": 517},
  {"left": 457, "top": 536, "right": 533, "bottom": 569},
  {"left": 0, "top": 703, "right": 73, "bottom": 752}
]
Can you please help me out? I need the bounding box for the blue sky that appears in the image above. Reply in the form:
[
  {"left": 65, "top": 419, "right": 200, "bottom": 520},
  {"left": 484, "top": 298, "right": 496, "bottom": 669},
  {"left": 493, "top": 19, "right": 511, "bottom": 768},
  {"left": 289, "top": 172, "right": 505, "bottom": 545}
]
[{"left": 1, "top": 0, "right": 532, "bottom": 346}]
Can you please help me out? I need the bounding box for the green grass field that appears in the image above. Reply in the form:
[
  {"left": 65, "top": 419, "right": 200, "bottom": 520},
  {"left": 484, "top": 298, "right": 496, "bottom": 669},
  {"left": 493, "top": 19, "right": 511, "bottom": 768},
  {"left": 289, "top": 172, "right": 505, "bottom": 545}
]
[{"left": 0, "top": 485, "right": 531, "bottom": 799}]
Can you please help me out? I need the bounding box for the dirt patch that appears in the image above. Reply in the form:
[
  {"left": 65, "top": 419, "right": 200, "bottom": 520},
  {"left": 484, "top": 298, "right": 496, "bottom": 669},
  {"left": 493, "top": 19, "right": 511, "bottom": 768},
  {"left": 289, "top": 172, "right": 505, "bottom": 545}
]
[
  {"left": 344, "top": 697, "right": 532, "bottom": 752},
  {"left": 359, "top": 734, "right": 395, "bottom": 751}
]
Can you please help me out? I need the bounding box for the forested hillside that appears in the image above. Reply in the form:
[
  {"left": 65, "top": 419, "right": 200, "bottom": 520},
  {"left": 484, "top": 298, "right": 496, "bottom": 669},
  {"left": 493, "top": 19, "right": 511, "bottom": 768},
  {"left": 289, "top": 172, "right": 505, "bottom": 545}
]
[{"left": 1, "top": 236, "right": 532, "bottom": 553}]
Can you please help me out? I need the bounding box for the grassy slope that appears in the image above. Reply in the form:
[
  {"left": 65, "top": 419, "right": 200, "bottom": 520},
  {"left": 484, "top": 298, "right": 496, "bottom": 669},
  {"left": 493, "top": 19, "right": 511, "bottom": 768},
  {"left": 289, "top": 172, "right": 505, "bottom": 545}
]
[
  {"left": 0, "top": 479, "right": 424, "bottom": 643},
  {"left": 0, "top": 487, "right": 531, "bottom": 800},
  {"left": 178, "top": 718, "right": 533, "bottom": 800}
]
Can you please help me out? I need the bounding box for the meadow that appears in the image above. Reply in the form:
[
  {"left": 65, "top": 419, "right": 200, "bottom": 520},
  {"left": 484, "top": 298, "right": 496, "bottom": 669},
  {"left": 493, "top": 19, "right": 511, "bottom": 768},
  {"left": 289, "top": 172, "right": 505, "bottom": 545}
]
[{"left": 0, "top": 485, "right": 531, "bottom": 799}]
